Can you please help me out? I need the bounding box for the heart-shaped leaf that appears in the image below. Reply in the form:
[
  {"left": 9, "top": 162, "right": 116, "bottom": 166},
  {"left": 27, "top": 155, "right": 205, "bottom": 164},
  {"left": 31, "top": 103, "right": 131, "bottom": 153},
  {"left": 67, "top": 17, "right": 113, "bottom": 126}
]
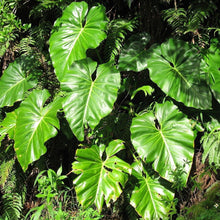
[
  {"left": 118, "top": 32, "right": 151, "bottom": 72},
  {"left": 61, "top": 58, "right": 120, "bottom": 141},
  {"left": 131, "top": 101, "right": 194, "bottom": 183},
  {"left": 130, "top": 162, "right": 174, "bottom": 220},
  {"left": 72, "top": 140, "right": 131, "bottom": 212},
  {"left": 0, "top": 58, "right": 37, "bottom": 108},
  {"left": 147, "top": 38, "right": 212, "bottom": 109},
  {"left": 14, "top": 90, "right": 62, "bottom": 171},
  {"left": 49, "top": 1, "right": 107, "bottom": 81}
]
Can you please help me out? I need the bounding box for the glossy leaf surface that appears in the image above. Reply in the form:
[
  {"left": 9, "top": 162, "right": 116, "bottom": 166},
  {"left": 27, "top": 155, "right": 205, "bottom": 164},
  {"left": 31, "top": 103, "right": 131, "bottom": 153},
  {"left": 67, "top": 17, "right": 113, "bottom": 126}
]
[
  {"left": 202, "top": 119, "right": 220, "bottom": 167},
  {"left": 130, "top": 162, "right": 174, "bottom": 220},
  {"left": 14, "top": 90, "right": 61, "bottom": 171},
  {"left": 72, "top": 140, "right": 131, "bottom": 212},
  {"left": 0, "top": 112, "right": 17, "bottom": 143},
  {"left": 131, "top": 101, "right": 194, "bottom": 183},
  {"left": 49, "top": 1, "right": 107, "bottom": 81},
  {"left": 61, "top": 58, "right": 120, "bottom": 141},
  {"left": 0, "top": 59, "right": 37, "bottom": 108},
  {"left": 147, "top": 38, "right": 212, "bottom": 109},
  {"left": 118, "top": 32, "right": 150, "bottom": 72},
  {"left": 204, "top": 39, "right": 220, "bottom": 102}
]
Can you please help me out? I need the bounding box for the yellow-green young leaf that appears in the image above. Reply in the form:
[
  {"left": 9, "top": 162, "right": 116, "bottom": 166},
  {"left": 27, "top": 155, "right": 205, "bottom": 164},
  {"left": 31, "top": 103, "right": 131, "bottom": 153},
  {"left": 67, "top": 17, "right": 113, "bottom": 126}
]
[
  {"left": 131, "top": 101, "right": 194, "bottom": 184},
  {"left": 147, "top": 38, "right": 212, "bottom": 109},
  {"left": 14, "top": 90, "right": 62, "bottom": 171},
  {"left": 61, "top": 58, "right": 120, "bottom": 141},
  {"left": 131, "top": 85, "right": 154, "bottom": 100},
  {"left": 0, "top": 58, "right": 37, "bottom": 108},
  {"left": 130, "top": 162, "right": 174, "bottom": 220},
  {"left": 0, "top": 112, "right": 17, "bottom": 143},
  {"left": 49, "top": 1, "right": 107, "bottom": 81},
  {"left": 72, "top": 140, "right": 131, "bottom": 212}
]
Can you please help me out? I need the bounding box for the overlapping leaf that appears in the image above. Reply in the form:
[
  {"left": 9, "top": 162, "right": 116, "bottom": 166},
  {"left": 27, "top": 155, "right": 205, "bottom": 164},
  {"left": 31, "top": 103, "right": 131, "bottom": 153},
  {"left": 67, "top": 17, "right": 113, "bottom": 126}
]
[
  {"left": 61, "top": 58, "right": 120, "bottom": 141},
  {"left": 202, "top": 119, "right": 220, "bottom": 167},
  {"left": 118, "top": 32, "right": 151, "bottom": 72},
  {"left": 147, "top": 38, "right": 212, "bottom": 109},
  {"left": 14, "top": 90, "right": 62, "bottom": 171},
  {"left": 49, "top": 1, "right": 107, "bottom": 81},
  {"left": 204, "top": 39, "right": 220, "bottom": 102},
  {"left": 0, "top": 112, "right": 17, "bottom": 143},
  {"left": 72, "top": 140, "right": 131, "bottom": 212},
  {"left": 131, "top": 101, "right": 194, "bottom": 183},
  {"left": 0, "top": 58, "right": 37, "bottom": 108},
  {"left": 130, "top": 162, "right": 174, "bottom": 220}
]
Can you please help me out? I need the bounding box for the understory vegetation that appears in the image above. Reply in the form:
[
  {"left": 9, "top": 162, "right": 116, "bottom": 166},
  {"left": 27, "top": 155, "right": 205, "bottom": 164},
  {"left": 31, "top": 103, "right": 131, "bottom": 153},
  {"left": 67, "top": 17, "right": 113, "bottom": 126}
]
[{"left": 0, "top": 0, "right": 220, "bottom": 219}]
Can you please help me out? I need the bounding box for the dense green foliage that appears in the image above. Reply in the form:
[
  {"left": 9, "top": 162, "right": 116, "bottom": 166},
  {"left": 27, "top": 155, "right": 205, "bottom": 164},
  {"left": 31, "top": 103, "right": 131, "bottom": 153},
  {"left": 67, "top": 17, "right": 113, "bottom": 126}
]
[{"left": 0, "top": 0, "right": 220, "bottom": 219}]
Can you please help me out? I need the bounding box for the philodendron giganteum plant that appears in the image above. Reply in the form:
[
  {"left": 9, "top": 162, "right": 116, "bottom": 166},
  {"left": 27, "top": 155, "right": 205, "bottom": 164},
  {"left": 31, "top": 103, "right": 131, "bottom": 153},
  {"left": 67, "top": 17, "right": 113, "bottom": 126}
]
[{"left": 0, "top": 1, "right": 220, "bottom": 219}]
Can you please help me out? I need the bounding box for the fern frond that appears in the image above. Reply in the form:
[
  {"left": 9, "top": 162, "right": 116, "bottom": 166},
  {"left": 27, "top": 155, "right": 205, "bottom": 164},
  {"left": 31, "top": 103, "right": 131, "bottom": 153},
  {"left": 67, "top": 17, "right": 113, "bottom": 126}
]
[
  {"left": 18, "top": 36, "right": 36, "bottom": 55},
  {"left": 163, "top": 8, "right": 187, "bottom": 35},
  {"left": 0, "top": 143, "right": 15, "bottom": 189},
  {"left": 103, "top": 18, "right": 137, "bottom": 62},
  {"left": 30, "top": 0, "right": 60, "bottom": 18},
  {"left": 1, "top": 193, "right": 23, "bottom": 220},
  {"left": 30, "top": 21, "right": 52, "bottom": 50},
  {"left": 0, "top": 159, "right": 14, "bottom": 188},
  {"left": 187, "top": 1, "right": 216, "bottom": 31},
  {"left": 163, "top": 0, "right": 217, "bottom": 47}
]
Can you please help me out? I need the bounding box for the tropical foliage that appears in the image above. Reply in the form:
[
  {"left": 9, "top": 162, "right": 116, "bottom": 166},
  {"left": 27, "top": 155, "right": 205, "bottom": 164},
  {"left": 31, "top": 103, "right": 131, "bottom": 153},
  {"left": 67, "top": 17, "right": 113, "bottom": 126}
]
[{"left": 0, "top": 0, "right": 220, "bottom": 219}]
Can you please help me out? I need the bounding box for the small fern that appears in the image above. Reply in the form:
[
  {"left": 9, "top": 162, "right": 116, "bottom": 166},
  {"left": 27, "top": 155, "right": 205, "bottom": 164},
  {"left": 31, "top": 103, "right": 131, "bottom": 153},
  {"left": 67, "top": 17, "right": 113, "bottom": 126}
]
[
  {"left": 18, "top": 36, "right": 36, "bottom": 55},
  {"left": 0, "top": 159, "right": 14, "bottom": 189},
  {"left": 0, "top": 193, "right": 23, "bottom": 220},
  {"left": 162, "top": 0, "right": 217, "bottom": 46},
  {"left": 103, "top": 18, "right": 137, "bottom": 62},
  {"left": 163, "top": 8, "right": 187, "bottom": 35},
  {"left": 30, "top": 21, "right": 52, "bottom": 51}
]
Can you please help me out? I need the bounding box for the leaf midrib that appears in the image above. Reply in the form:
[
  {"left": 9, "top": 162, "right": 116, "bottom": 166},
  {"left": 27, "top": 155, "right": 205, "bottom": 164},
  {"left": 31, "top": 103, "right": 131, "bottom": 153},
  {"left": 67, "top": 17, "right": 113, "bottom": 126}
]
[
  {"left": 144, "top": 177, "right": 159, "bottom": 219},
  {"left": 1, "top": 77, "right": 26, "bottom": 102},
  {"left": 82, "top": 81, "right": 94, "bottom": 125}
]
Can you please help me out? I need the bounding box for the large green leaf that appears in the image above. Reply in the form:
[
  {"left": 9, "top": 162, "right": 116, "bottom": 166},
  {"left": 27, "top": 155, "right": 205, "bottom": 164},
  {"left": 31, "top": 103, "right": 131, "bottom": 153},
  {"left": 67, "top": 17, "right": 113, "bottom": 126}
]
[
  {"left": 204, "top": 39, "right": 220, "bottom": 102},
  {"left": 147, "top": 38, "right": 212, "bottom": 109},
  {"left": 49, "top": 1, "right": 107, "bottom": 81},
  {"left": 118, "top": 32, "right": 151, "bottom": 72},
  {"left": 131, "top": 101, "right": 194, "bottom": 183},
  {"left": 0, "top": 59, "right": 37, "bottom": 108},
  {"left": 61, "top": 58, "right": 120, "bottom": 141},
  {"left": 130, "top": 162, "right": 174, "bottom": 220},
  {"left": 0, "top": 112, "right": 17, "bottom": 143},
  {"left": 14, "top": 90, "right": 62, "bottom": 171},
  {"left": 202, "top": 119, "right": 220, "bottom": 167},
  {"left": 72, "top": 140, "right": 131, "bottom": 212}
]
